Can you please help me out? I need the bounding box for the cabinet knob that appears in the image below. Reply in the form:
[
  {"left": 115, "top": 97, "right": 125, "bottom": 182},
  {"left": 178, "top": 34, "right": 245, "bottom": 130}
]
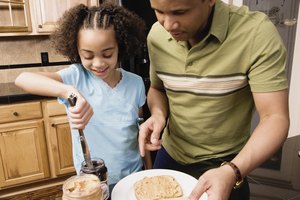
[
  {"left": 38, "top": 24, "right": 43, "bottom": 28},
  {"left": 51, "top": 124, "right": 56, "bottom": 127},
  {"left": 13, "top": 112, "right": 19, "bottom": 117}
]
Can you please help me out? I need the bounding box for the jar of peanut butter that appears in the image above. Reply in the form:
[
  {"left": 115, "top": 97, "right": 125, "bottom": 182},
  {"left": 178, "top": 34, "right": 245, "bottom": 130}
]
[{"left": 62, "top": 174, "right": 102, "bottom": 200}]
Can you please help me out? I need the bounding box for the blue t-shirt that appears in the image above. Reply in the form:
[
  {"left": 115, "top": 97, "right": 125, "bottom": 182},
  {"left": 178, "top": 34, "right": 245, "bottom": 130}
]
[{"left": 57, "top": 64, "right": 146, "bottom": 184}]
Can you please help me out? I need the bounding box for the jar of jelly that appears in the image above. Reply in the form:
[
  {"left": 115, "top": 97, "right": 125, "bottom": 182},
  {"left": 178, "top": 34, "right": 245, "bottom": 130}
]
[{"left": 81, "top": 158, "right": 109, "bottom": 200}]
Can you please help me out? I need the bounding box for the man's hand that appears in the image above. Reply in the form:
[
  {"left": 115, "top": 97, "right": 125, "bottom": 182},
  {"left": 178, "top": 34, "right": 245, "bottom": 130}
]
[
  {"left": 138, "top": 114, "right": 166, "bottom": 156},
  {"left": 189, "top": 165, "right": 236, "bottom": 200}
]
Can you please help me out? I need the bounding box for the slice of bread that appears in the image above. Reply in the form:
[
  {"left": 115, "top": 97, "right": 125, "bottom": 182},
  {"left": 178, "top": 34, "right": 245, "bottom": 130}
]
[{"left": 134, "top": 175, "right": 183, "bottom": 200}]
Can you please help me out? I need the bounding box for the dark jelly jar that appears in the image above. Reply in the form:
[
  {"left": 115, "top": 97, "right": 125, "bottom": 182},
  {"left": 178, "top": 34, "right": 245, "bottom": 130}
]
[{"left": 81, "top": 158, "right": 109, "bottom": 200}]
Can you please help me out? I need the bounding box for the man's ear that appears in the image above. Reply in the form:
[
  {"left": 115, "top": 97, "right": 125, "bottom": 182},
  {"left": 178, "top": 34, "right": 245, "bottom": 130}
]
[{"left": 208, "top": 0, "right": 216, "bottom": 7}]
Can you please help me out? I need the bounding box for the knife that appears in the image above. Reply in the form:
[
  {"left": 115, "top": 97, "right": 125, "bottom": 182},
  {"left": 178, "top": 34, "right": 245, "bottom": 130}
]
[{"left": 68, "top": 93, "right": 93, "bottom": 169}]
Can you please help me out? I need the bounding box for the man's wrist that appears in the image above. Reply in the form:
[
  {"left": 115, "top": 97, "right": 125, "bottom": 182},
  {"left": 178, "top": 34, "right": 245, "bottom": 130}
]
[{"left": 221, "top": 161, "right": 244, "bottom": 189}]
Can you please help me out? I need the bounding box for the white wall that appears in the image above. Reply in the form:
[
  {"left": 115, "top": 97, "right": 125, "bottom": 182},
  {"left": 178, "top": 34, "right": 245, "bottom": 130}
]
[
  {"left": 222, "top": 0, "right": 243, "bottom": 6},
  {"left": 288, "top": 9, "right": 300, "bottom": 138}
]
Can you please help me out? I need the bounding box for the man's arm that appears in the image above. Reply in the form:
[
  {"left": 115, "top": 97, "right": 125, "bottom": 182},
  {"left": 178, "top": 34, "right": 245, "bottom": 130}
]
[
  {"left": 189, "top": 89, "right": 289, "bottom": 200},
  {"left": 231, "top": 89, "right": 289, "bottom": 178},
  {"left": 147, "top": 86, "right": 169, "bottom": 121}
]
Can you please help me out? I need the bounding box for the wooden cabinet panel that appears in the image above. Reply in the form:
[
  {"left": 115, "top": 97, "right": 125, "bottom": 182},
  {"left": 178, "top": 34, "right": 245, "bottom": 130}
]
[
  {"left": 0, "top": 0, "right": 31, "bottom": 33},
  {"left": 0, "top": 0, "right": 98, "bottom": 36},
  {"left": 0, "top": 120, "right": 50, "bottom": 188},
  {"left": 0, "top": 102, "right": 42, "bottom": 124},
  {"left": 0, "top": 99, "right": 74, "bottom": 195},
  {"left": 42, "top": 100, "right": 75, "bottom": 177},
  {"left": 35, "top": 0, "right": 89, "bottom": 33},
  {"left": 44, "top": 100, "right": 66, "bottom": 117},
  {"left": 48, "top": 116, "right": 74, "bottom": 176}
]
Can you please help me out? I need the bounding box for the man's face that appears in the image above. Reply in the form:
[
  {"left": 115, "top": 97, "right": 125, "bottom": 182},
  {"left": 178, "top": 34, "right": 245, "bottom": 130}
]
[{"left": 150, "top": 0, "right": 215, "bottom": 44}]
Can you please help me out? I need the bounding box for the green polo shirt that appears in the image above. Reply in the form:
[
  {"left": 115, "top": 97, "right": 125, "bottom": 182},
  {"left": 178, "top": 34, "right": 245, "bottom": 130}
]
[{"left": 147, "top": 0, "right": 288, "bottom": 164}]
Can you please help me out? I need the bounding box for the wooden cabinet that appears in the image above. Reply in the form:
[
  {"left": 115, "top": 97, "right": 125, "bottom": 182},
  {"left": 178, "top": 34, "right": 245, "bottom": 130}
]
[
  {"left": 0, "top": 102, "right": 50, "bottom": 188},
  {"left": 0, "top": 99, "right": 74, "bottom": 197},
  {"left": 0, "top": 101, "right": 42, "bottom": 123},
  {"left": 0, "top": 0, "right": 32, "bottom": 33},
  {"left": 48, "top": 116, "right": 74, "bottom": 176},
  {"left": 0, "top": 0, "right": 99, "bottom": 36},
  {"left": 34, "top": 0, "right": 92, "bottom": 33},
  {"left": 42, "top": 100, "right": 75, "bottom": 177}
]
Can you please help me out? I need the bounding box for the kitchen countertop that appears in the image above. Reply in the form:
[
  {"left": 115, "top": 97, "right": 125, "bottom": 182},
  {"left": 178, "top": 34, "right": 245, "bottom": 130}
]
[
  {"left": 0, "top": 63, "right": 70, "bottom": 104},
  {"left": 0, "top": 82, "right": 52, "bottom": 104},
  {"left": 1, "top": 82, "right": 27, "bottom": 96}
]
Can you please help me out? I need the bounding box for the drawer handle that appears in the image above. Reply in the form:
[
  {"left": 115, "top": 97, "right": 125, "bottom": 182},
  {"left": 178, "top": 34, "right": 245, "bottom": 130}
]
[
  {"left": 13, "top": 112, "right": 19, "bottom": 117},
  {"left": 51, "top": 124, "right": 56, "bottom": 127}
]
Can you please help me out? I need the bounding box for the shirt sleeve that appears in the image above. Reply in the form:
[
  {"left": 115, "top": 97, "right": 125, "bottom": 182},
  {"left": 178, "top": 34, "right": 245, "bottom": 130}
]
[
  {"left": 56, "top": 64, "right": 82, "bottom": 105},
  {"left": 248, "top": 17, "right": 288, "bottom": 92},
  {"left": 138, "top": 78, "right": 146, "bottom": 108},
  {"left": 147, "top": 27, "right": 165, "bottom": 90}
]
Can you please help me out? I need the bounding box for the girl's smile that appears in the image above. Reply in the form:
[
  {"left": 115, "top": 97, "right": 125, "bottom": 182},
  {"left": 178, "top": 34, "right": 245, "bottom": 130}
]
[{"left": 91, "top": 66, "right": 109, "bottom": 76}]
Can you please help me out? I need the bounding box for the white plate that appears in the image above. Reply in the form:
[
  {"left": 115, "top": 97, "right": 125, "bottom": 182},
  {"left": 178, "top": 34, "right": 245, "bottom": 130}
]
[{"left": 111, "top": 169, "right": 208, "bottom": 200}]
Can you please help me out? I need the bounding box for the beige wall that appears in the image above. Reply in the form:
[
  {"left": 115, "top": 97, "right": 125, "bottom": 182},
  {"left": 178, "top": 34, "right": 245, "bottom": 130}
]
[
  {"left": 0, "top": 36, "right": 68, "bottom": 86},
  {"left": 0, "top": 36, "right": 67, "bottom": 66},
  {"left": 288, "top": 7, "right": 300, "bottom": 138}
]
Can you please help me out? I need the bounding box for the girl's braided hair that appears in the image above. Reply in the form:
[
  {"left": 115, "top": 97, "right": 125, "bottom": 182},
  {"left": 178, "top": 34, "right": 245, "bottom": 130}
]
[{"left": 51, "top": 3, "right": 146, "bottom": 63}]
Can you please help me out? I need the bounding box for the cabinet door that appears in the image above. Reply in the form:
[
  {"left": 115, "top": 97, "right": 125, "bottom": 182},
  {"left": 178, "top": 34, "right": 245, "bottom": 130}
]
[
  {"left": 0, "top": 0, "right": 32, "bottom": 33},
  {"left": 48, "top": 116, "right": 75, "bottom": 176},
  {"left": 34, "top": 0, "right": 89, "bottom": 33},
  {"left": 0, "top": 120, "right": 50, "bottom": 188}
]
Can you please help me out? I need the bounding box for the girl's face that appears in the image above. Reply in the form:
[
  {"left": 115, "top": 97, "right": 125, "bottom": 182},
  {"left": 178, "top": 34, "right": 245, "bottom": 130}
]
[{"left": 77, "top": 27, "right": 119, "bottom": 84}]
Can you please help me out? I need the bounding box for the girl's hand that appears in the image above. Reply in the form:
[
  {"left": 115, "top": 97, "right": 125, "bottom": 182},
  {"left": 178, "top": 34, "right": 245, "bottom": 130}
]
[{"left": 67, "top": 92, "right": 93, "bottom": 130}]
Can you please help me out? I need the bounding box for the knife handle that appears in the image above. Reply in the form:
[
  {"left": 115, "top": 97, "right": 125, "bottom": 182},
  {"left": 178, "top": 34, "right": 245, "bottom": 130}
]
[{"left": 67, "top": 92, "right": 77, "bottom": 107}]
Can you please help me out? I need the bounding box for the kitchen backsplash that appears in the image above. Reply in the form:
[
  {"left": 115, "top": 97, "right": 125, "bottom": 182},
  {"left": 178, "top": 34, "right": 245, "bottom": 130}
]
[
  {"left": 0, "top": 36, "right": 67, "bottom": 65},
  {"left": 0, "top": 36, "right": 69, "bottom": 98}
]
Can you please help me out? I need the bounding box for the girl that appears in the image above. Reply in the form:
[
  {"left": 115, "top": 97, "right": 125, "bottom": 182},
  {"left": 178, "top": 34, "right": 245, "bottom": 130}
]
[{"left": 15, "top": 3, "right": 151, "bottom": 187}]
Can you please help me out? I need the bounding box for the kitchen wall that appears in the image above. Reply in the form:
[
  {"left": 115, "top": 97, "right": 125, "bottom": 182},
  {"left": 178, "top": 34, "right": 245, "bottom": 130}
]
[
  {"left": 288, "top": 10, "right": 300, "bottom": 138},
  {"left": 0, "top": 36, "right": 67, "bottom": 66},
  {"left": 0, "top": 36, "right": 68, "bottom": 96},
  {"left": 222, "top": 0, "right": 243, "bottom": 5}
]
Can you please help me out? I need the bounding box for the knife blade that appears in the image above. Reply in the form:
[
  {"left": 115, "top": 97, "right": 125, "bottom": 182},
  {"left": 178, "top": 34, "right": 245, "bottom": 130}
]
[{"left": 68, "top": 93, "right": 93, "bottom": 169}]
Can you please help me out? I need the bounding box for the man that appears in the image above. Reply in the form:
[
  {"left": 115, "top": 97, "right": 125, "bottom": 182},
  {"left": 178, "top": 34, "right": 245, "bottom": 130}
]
[{"left": 138, "top": 0, "right": 290, "bottom": 199}]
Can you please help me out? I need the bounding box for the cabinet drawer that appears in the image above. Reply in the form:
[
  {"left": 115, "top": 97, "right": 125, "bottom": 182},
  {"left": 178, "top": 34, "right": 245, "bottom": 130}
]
[
  {"left": 44, "top": 100, "right": 66, "bottom": 117},
  {"left": 0, "top": 102, "right": 42, "bottom": 124}
]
